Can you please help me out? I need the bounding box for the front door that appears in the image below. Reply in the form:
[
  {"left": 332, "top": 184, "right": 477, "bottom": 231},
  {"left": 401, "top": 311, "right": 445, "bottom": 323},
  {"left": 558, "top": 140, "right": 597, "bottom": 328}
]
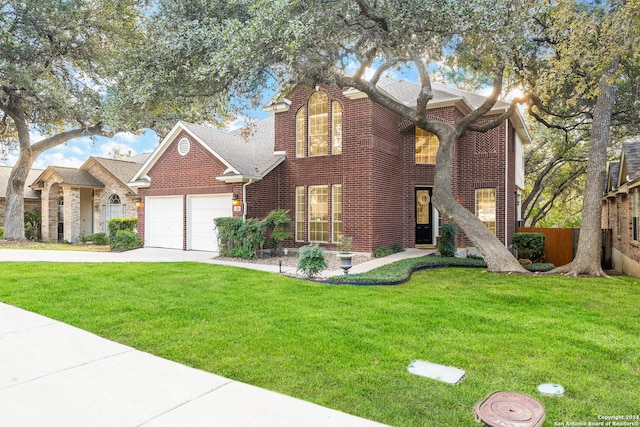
[{"left": 415, "top": 187, "right": 433, "bottom": 245}]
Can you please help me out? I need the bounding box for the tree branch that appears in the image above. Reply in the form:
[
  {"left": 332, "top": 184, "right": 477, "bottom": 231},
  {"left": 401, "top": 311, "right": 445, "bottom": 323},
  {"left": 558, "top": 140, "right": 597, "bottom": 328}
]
[
  {"left": 353, "top": 0, "right": 389, "bottom": 32},
  {"left": 32, "top": 122, "right": 107, "bottom": 156}
]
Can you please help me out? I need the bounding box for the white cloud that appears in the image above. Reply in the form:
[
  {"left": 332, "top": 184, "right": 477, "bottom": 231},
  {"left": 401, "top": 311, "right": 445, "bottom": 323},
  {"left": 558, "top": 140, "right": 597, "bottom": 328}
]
[
  {"left": 94, "top": 140, "right": 138, "bottom": 158},
  {"left": 33, "top": 152, "right": 85, "bottom": 169}
]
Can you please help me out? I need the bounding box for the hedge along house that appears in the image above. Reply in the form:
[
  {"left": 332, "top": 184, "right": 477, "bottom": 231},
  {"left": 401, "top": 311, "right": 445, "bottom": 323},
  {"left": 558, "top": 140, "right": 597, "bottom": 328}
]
[
  {"left": 130, "top": 77, "right": 529, "bottom": 254},
  {"left": 30, "top": 155, "right": 148, "bottom": 243},
  {"left": 602, "top": 140, "right": 640, "bottom": 276}
]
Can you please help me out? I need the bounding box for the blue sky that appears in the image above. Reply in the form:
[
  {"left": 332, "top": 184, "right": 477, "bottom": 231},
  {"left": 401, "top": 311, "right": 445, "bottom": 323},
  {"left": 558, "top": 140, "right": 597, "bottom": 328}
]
[{"left": 0, "top": 111, "right": 270, "bottom": 170}]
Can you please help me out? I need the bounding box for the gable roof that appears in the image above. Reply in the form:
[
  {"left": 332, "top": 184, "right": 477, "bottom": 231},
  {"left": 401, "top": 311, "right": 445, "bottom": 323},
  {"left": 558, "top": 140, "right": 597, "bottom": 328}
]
[
  {"left": 31, "top": 166, "right": 105, "bottom": 190},
  {"left": 0, "top": 166, "right": 44, "bottom": 199},
  {"left": 605, "top": 161, "right": 620, "bottom": 194},
  {"left": 266, "top": 77, "right": 529, "bottom": 143},
  {"left": 130, "top": 116, "right": 285, "bottom": 186},
  {"left": 82, "top": 156, "right": 150, "bottom": 193}
]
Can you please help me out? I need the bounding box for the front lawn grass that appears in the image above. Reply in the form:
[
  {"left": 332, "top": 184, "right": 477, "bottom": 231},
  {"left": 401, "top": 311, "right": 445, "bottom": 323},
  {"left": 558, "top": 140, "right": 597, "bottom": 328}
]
[{"left": 1, "top": 263, "right": 638, "bottom": 426}]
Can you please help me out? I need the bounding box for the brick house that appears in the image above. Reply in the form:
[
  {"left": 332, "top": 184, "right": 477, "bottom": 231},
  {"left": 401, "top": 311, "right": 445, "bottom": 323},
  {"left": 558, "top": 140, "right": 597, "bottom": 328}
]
[
  {"left": 29, "top": 155, "right": 148, "bottom": 242},
  {"left": 129, "top": 78, "right": 529, "bottom": 253},
  {"left": 602, "top": 140, "right": 640, "bottom": 276}
]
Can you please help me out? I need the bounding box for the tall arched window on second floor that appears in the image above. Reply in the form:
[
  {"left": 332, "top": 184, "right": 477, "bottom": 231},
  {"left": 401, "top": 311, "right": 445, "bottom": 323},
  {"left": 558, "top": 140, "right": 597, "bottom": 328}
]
[
  {"left": 296, "top": 107, "right": 306, "bottom": 158},
  {"left": 308, "top": 91, "right": 329, "bottom": 156},
  {"left": 415, "top": 127, "right": 440, "bottom": 164},
  {"left": 332, "top": 101, "right": 343, "bottom": 155}
]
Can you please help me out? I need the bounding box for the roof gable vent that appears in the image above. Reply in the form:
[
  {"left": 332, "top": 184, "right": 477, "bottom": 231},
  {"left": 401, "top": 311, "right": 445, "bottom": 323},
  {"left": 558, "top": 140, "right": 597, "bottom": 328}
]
[{"left": 178, "top": 137, "right": 190, "bottom": 156}]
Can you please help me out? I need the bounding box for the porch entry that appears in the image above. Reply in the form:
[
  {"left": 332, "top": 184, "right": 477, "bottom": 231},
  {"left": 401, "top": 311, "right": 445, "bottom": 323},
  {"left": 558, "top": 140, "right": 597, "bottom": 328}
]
[{"left": 415, "top": 187, "right": 433, "bottom": 245}]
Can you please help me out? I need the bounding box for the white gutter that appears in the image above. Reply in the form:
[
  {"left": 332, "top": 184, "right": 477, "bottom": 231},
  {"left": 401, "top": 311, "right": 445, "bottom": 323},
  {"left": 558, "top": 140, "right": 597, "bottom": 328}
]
[
  {"left": 242, "top": 179, "right": 255, "bottom": 222},
  {"left": 505, "top": 122, "right": 509, "bottom": 248}
]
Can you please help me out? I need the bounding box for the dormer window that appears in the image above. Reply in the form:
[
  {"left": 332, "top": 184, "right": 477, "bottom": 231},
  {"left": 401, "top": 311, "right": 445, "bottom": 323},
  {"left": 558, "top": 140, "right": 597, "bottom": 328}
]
[{"left": 295, "top": 91, "right": 343, "bottom": 157}]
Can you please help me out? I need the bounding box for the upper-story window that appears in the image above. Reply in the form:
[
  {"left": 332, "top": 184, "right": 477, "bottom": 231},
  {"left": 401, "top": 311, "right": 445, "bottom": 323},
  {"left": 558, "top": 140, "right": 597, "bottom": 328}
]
[
  {"left": 332, "top": 101, "right": 343, "bottom": 155},
  {"left": 309, "top": 92, "right": 329, "bottom": 156},
  {"left": 296, "top": 91, "right": 343, "bottom": 158},
  {"left": 415, "top": 128, "right": 439, "bottom": 164},
  {"left": 296, "top": 107, "right": 306, "bottom": 158}
]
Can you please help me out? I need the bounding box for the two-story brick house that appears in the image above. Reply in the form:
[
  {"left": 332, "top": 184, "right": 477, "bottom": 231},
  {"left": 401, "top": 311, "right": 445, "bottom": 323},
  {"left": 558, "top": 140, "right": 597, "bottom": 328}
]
[
  {"left": 129, "top": 78, "right": 529, "bottom": 253},
  {"left": 602, "top": 140, "right": 640, "bottom": 276}
]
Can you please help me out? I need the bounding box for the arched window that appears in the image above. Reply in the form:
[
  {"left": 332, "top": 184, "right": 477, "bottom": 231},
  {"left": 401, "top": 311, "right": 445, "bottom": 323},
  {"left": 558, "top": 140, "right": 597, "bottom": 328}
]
[
  {"left": 308, "top": 91, "right": 329, "bottom": 156},
  {"left": 415, "top": 128, "right": 439, "bottom": 164},
  {"left": 332, "top": 101, "right": 342, "bottom": 155},
  {"left": 107, "top": 194, "right": 123, "bottom": 221},
  {"left": 57, "top": 196, "right": 64, "bottom": 223},
  {"left": 296, "top": 107, "right": 306, "bottom": 158}
]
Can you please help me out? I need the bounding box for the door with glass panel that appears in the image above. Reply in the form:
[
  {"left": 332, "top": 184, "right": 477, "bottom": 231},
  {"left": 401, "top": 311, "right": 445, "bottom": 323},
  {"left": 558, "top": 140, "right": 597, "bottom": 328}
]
[{"left": 415, "top": 187, "right": 433, "bottom": 245}]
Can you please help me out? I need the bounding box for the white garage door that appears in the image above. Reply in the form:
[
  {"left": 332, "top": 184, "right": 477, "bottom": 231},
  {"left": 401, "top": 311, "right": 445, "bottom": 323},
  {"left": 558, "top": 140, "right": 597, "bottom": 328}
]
[
  {"left": 187, "top": 194, "right": 232, "bottom": 251},
  {"left": 145, "top": 196, "right": 184, "bottom": 249}
]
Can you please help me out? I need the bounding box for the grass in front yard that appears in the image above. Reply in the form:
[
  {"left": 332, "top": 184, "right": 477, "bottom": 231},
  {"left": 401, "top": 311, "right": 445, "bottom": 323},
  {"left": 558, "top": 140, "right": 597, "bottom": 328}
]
[{"left": 1, "top": 263, "right": 638, "bottom": 426}]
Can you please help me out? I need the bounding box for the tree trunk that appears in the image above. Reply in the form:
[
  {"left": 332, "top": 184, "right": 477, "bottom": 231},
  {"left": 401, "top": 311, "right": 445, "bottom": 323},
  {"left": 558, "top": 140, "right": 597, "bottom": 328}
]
[
  {"left": 554, "top": 60, "right": 619, "bottom": 277},
  {"left": 3, "top": 149, "right": 35, "bottom": 241},
  {"left": 433, "top": 130, "right": 528, "bottom": 274},
  {"left": 2, "top": 120, "right": 105, "bottom": 241}
]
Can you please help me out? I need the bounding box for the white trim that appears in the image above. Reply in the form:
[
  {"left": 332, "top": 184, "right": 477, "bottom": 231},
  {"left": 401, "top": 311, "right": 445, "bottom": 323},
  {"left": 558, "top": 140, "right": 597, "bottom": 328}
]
[
  {"left": 505, "top": 122, "right": 509, "bottom": 247},
  {"left": 129, "top": 122, "right": 241, "bottom": 185}
]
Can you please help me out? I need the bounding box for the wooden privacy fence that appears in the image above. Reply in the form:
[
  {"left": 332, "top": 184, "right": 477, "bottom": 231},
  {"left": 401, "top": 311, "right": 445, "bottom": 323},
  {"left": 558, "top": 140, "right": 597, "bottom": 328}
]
[{"left": 516, "top": 227, "right": 575, "bottom": 267}]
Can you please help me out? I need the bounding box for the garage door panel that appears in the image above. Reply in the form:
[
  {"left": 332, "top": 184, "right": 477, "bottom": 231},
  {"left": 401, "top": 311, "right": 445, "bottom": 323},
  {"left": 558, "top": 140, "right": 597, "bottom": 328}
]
[
  {"left": 145, "top": 196, "right": 183, "bottom": 249},
  {"left": 188, "top": 194, "right": 232, "bottom": 251}
]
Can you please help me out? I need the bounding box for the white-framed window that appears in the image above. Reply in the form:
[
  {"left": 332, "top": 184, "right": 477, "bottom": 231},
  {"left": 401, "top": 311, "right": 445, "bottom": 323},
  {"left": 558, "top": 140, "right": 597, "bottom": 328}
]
[
  {"left": 104, "top": 194, "right": 125, "bottom": 233},
  {"left": 295, "top": 186, "right": 305, "bottom": 242},
  {"left": 332, "top": 101, "right": 343, "bottom": 155},
  {"left": 296, "top": 107, "right": 306, "bottom": 158},
  {"left": 332, "top": 184, "right": 343, "bottom": 242},
  {"left": 297, "top": 92, "right": 343, "bottom": 158},
  {"left": 476, "top": 188, "right": 496, "bottom": 234},
  {"left": 309, "top": 92, "right": 329, "bottom": 156},
  {"left": 309, "top": 185, "right": 329, "bottom": 242},
  {"left": 415, "top": 127, "right": 439, "bottom": 164}
]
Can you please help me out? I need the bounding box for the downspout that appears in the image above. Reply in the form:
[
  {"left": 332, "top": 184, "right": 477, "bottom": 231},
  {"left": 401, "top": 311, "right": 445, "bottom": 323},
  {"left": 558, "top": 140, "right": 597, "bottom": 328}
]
[
  {"left": 242, "top": 179, "right": 255, "bottom": 223},
  {"left": 505, "top": 122, "right": 509, "bottom": 248}
]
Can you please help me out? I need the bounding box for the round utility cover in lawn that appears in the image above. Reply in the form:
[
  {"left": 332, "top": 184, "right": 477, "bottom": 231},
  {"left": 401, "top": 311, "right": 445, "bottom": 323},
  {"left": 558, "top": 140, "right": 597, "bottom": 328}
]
[
  {"left": 474, "top": 391, "right": 545, "bottom": 427},
  {"left": 537, "top": 383, "right": 565, "bottom": 396}
]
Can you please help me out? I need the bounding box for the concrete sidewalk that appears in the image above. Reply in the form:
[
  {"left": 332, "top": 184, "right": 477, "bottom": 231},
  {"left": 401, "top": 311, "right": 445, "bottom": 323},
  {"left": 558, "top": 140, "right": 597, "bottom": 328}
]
[
  {"left": 0, "top": 246, "right": 432, "bottom": 278},
  {"left": 0, "top": 302, "right": 387, "bottom": 427}
]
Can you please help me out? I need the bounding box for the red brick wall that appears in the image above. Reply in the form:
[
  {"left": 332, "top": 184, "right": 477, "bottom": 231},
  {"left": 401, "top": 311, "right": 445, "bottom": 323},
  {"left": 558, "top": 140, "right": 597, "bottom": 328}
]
[
  {"left": 272, "top": 85, "right": 517, "bottom": 253},
  {"left": 606, "top": 191, "right": 640, "bottom": 263},
  {"left": 137, "top": 130, "right": 246, "bottom": 244}
]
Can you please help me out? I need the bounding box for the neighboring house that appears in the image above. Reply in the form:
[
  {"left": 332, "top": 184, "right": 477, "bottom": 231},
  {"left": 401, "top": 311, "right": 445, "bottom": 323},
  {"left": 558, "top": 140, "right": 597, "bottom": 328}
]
[
  {"left": 0, "top": 166, "right": 44, "bottom": 228},
  {"left": 602, "top": 140, "right": 640, "bottom": 276},
  {"left": 30, "top": 154, "right": 149, "bottom": 242},
  {"left": 130, "top": 77, "right": 529, "bottom": 253}
]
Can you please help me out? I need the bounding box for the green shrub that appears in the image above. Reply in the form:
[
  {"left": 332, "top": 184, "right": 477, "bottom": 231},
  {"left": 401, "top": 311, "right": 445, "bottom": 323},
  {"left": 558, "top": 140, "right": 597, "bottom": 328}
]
[
  {"left": 512, "top": 232, "right": 545, "bottom": 262},
  {"left": 234, "top": 218, "right": 266, "bottom": 259},
  {"left": 88, "top": 232, "right": 109, "bottom": 245},
  {"left": 437, "top": 223, "right": 458, "bottom": 257},
  {"left": 214, "top": 217, "right": 244, "bottom": 257},
  {"left": 108, "top": 217, "right": 138, "bottom": 237},
  {"left": 263, "top": 209, "right": 293, "bottom": 255},
  {"left": 372, "top": 244, "right": 404, "bottom": 258},
  {"left": 110, "top": 230, "right": 143, "bottom": 250},
  {"left": 24, "top": 211, "right": 41, "bottom": 241},
  {"left": 297, "top": 244, "right": 327, "bottom": 278},
  {"left": 336, "top": 235, "right": 353, "bottom": 253},
  {"left": 214, "top": 217, "right": 265, "bottom": 259},
  {"left": 0, "top": 226, "right": 3, "bottom": 239}
]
